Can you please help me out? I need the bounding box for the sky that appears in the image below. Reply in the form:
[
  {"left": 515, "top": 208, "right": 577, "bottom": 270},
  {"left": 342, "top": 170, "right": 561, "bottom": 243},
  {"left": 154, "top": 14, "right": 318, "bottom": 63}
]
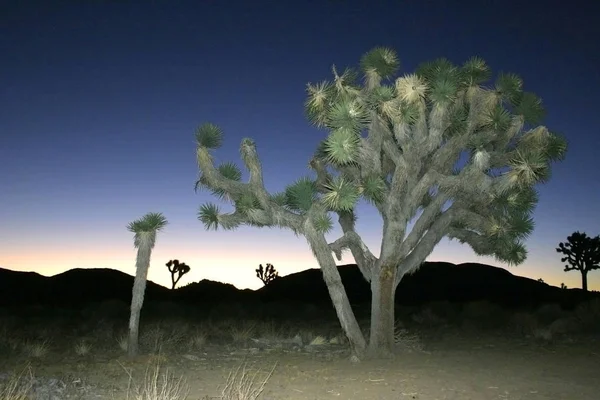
[{"left": 1, "top": 0, "right": 599, "bottom": 291}]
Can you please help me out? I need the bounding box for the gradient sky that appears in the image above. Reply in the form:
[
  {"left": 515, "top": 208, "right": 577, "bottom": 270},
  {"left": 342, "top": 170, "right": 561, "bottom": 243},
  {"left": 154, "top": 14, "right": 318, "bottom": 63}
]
[{"left": 1, "top": 0, "right": 599, "bottom": 291}]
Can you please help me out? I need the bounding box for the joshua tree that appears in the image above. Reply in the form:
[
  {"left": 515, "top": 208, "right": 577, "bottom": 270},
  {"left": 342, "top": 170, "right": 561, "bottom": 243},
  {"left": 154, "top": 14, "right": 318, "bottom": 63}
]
[
  {"left": 556, "top": 231, "right": 600, "bottom": 291},
  {"left": 166, "top": 259, "right": 191, "bottom": 289},
  {"left": 126, "top": 212, "right": 168, "bottom": 357},
  {"left": 560, "top": 283, "right": 568, "bottom": 289},
  {"left": 256, "top": 263, "right": 279, "bottom": 286},
  {"left": 193, "top": 47, "right": 567, "bottom": 359}
]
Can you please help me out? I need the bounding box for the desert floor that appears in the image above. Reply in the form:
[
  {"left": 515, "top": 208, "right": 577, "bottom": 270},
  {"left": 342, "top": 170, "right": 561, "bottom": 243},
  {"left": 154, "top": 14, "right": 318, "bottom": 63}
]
[{"left": 1, "top": 301, "right": 599, "bottom": 399}]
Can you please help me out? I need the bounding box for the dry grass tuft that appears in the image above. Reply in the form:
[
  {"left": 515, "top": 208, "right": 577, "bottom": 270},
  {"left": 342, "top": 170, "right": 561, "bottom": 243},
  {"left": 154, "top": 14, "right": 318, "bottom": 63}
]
[
  {"left": 188, "top": 331, "right": 207, "bottom": 351},
  {"left": 221, "top": 362, "right": 277, "bottom": 400},
  {"left": 229, "top": 322, "right": 256, "bottom": 344},
  {"left": 74, "top": 339, "right": 92, "bottom": 356},
  {"left": 24, "top": 340, "right": 50, "bottom": 358},
  {"left": 394, "top": 326, "right": 423, "bottom": 352},
  {"left": 117, "top": 334, "right": 129, "bottom": 352},
  {"left": 122, "top": 362, "right": 189, "bottom": 400},
  {"left": 0, "top": 366, "right": 33, "bottom": 400}
]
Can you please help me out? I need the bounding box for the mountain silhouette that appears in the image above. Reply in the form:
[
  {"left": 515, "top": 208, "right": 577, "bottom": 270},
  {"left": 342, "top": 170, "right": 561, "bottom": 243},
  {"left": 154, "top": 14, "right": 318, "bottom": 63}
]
[{"left": 0, "top": 263, "right": 597, "bottom": 310}]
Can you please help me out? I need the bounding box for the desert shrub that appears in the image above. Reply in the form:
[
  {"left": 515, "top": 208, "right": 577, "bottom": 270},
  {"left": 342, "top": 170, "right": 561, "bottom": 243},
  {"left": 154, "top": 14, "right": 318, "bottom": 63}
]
[
  {"left": 548, "top": 316, "right": 582, "bottom": 335},
  {"left": 535, "top": 303, "right": 566, "bottom": 325},
  {"left": 427, "top": 301, "right": 461, "bottom": 321},
  {"left": 573, "top": 299, "right": 600, "bottom": 332},
  {"left": 81, "top": 299, "right": 129, "bottom": 320},
  {"left": 510, "top": 311, "right": 539, "bottom": 335},
  {"left": 411, "top": 307, "right": 446, "bottom": 327},
  {"left": 461, "top": 301, "right": 509, "bottom": 329}
]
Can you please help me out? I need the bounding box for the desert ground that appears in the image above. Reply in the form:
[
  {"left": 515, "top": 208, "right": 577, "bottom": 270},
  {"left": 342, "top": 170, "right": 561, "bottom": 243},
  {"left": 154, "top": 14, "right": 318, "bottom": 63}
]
[{"left": 1, "top": 299, "right": 599, "bottom": 400}]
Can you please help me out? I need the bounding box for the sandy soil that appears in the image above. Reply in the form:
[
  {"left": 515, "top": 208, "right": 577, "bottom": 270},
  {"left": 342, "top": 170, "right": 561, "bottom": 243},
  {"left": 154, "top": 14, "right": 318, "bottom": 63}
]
[{"left": 2, "top": 331, "right": 598, "bottom": 400}]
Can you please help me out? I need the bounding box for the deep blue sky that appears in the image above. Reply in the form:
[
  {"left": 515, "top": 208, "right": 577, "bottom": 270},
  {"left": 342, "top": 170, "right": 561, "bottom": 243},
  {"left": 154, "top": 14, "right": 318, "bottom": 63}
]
[{"left": 1, "top": 0, "right": 599, "bottom": 290}]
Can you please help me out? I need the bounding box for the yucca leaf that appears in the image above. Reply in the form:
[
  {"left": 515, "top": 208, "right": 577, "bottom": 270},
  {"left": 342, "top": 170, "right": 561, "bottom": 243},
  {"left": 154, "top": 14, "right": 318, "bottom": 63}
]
[
  {"left": 495, "top": 73, "right": 523, "bottom": 105},
  {"left": 429, "top": 78, "right": 458, "bottom": 106},
  {"left": 507, "top": 212, "right": 535, "bottom": 240},
  {"left": 326, "top": 98, "right": 370, "bottom": 133},
  {"left": 513, "top": 92, "right": 545, "bottom": 124},
  {"left": 195, "top": 123, "right": 223, "bottom": 149},
  {"left": 360, "top": 47, "right": 400, "bottom": 79},
  {"left": 395, "top": 74, "right": 428, "bottom": 104},
  {"left": 218, "top": 162, "right": 242, "bottom": 181},
  {"left": 360, "top": 175, "right": 387, "bottom": 205},
  {"left": 544, "top": 131, "right": 568, "bottom": 162},
  {"left": 285, "top": 177, "right": 318, "bottom": 213},
  {"left": 198, "top": 203, "right": 220, "bottom": 231},
  {"left": 495, "top": 240, "right": 527, "bottom": 266},
  {"left": 482, "top": 104, "right": 512, "bottom": 133},
  {"left": 321, "top": 176, "right": 361, "bottom": 212},
  {"left": 323, "top": 128, "right": 361, "bottom": 165},
  {"left": 506, "top": 150, "right": 551, "bottom": 187},
  {"left": 416, "top": 58, "right": 459, "bottom": 83},
  {"left": 270, "top": 192, "right": 288, "bottom": 207},
  {"left": 313, "top": 212, "right": 334, "bottom": 234},
  {"left": 127, "top": 212, "right": 168, "bottom": 233},
  {"left": 305, "top": 81, "right": 333, "bottom": 127},
  {"left": 461, "top": 56, "right": 491, "bottom": 86}
]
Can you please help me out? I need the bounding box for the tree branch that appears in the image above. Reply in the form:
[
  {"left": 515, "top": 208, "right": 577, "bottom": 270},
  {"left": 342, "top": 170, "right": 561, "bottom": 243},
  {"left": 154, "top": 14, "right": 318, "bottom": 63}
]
[
  {"left": 395, "top": 204, "right": 456, "bottom": 285},
  {"left": 196, "top": 144, "right": 305, "bottom": 232},
  {"left": 329, "top": 215, "right": 378, "bottom": 282}
]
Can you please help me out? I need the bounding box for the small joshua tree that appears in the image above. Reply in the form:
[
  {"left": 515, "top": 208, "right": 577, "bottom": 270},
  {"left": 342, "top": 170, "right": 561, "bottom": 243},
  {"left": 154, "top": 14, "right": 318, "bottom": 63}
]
[
  {"left": 126, "top": 212, "right": 168, "bottom": 357},
  {"left": 556, "top": 231, "right": 600, "bottom": 291},
  {"left": 194, "top": 47, "right": 566, "bottom": 359},
  {"left": 560, "top": 283, "right": 568, "bottom": 289},
  {"left": 166, "top": 259, "right": 191, "bottom": 289},
  {"left": 256, "top": 263, "right": 279, "bottom": 286}
]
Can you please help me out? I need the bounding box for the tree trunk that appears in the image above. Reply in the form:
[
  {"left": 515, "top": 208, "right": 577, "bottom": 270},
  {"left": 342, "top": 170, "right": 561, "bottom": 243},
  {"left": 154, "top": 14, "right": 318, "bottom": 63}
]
[
  {"left": 305, "top": 230, "right": 367, "bottom": 358},
  {"left": 128, "top": 244, "right": 152, "bottom": 357},
  {"left": 581, "top": 270, "right": 588, "bottom": 292},
  {"left": 320, "top": 258, "right": 367, "bottom": 358},
  {"left": 368, "top": 264, "right": 397, "bottom": 358}
]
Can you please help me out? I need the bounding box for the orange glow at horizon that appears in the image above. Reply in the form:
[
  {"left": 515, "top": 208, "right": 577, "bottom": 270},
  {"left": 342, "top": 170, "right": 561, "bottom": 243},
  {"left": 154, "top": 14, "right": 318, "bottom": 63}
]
[{"left": 2, "top": 237, "right": 598, "bottom": 292}]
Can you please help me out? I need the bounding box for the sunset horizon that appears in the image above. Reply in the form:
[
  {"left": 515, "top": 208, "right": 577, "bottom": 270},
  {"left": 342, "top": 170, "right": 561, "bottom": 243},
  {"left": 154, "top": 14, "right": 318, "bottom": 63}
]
[{"left": 2, "top": 1, "right": 599, "bottom": 294}]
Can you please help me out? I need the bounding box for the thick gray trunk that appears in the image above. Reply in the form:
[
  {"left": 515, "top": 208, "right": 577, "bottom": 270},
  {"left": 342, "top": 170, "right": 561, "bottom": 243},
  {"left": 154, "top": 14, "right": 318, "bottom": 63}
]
[
  {"left": 304, "top": 223, "right": 366, "bottom": 358},
  {"left": 320, "top": 258, "right": 367, "bottom": 358},
  {"left": 128, "top": 243, "right": 152, "bottom": 357},
  {"left": 368, "top": 264, "right": 397, "bottom": 358}
]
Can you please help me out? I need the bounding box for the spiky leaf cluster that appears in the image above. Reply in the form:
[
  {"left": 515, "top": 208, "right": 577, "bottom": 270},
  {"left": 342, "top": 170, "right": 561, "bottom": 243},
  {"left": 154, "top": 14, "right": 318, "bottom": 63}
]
[{"left": 301, "top": 47, "right": 567, "bottom": 266}]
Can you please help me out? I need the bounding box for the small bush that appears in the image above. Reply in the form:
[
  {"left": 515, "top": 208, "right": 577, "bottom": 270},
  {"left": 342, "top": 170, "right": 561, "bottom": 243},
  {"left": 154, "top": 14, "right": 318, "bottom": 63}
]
[
  {"left": 535, "top": 303, "right": 565, "bottom": 324},
  {"left": 510, "top": 312, "right": 539, "bottom": 335}
]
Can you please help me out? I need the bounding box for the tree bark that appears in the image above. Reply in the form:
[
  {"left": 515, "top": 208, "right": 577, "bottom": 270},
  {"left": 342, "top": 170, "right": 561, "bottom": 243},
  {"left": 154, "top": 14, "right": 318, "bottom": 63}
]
[
  {"left": 128, "top": 242, "right": 152, "bottom": 357},
  {"left": 305, "top": 226, "right": 367, "bottom": 358},
  {"left": 368, "top": 263, "right": 397, "bottom": 358},
  {"left": 581, "top": 270, "right": 588, "bottom": 292}
]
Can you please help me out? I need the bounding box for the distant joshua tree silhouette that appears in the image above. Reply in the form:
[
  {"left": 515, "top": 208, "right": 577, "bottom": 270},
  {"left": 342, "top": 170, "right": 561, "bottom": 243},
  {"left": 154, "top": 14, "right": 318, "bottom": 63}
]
[
  {"left": 560, "top": 283, "right": 568, "bottom": 290},
  {"left": 556, "top": 231, "right": 600, "bottom": 292},
  {"left": 165, "top": 259, "right": 191, "bottom": 289},
  {"left": 126, "top": 212, "right": 168, "bottom": 357},
  {"left": 537, "top": 278, "right": 545, "bottom": 284},
  {"left": 256, "top": 263, "right": 279, "bottom": 286}
]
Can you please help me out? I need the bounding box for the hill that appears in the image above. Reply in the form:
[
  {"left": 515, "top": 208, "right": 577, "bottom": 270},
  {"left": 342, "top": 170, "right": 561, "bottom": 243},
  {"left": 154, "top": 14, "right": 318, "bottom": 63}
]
[{"left": 0, "top": 263, "right": 597, "bottom": 310}]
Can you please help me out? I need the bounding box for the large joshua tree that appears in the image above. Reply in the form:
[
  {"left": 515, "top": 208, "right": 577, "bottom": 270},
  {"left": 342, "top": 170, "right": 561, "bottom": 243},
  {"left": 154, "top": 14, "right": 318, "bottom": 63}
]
[
  {"left": 194, "top": 47, "right": 567, "bottom": 359},
  {"left": 126, "top": 212, "right": 168, "bottom": 357}
]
